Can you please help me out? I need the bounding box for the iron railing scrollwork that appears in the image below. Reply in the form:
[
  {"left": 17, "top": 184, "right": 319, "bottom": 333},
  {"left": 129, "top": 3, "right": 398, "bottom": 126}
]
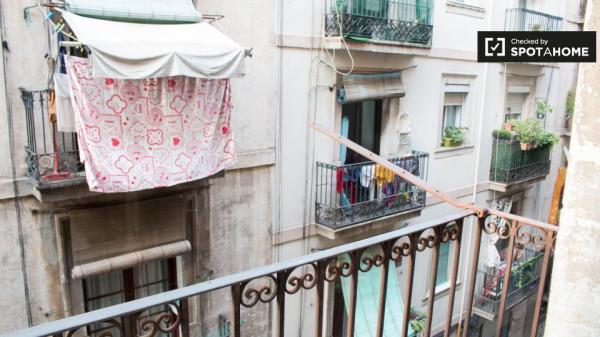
[
  {"left": 7, "top": 211, "right": 558, "bottom": 337},
  {"left": 504, "top": 8, "right": 563, "bottom": 32}
]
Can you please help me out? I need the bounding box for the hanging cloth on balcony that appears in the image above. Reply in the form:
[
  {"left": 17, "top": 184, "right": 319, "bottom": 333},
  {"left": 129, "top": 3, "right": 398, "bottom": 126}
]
[
  {"left": 61, "top": 11, "right": 246, "bottom": 79},
  {"left": 66, "top": 56, "right": 236, "bottom": 193},
  {"left": 64, "top": 0, "right": 203, "bottom": 23},
  {"left": 337, "top": 71, "right": 405, "bottom": 104}
]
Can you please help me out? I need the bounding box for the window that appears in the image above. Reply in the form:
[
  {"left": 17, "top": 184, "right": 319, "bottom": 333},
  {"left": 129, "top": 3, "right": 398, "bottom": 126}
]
[
  {"left": 436, "top": 242, "right": 451, "bottom": 287},
  {"left": 83, "top": 258, "right": 178, "bottom": 336},
  {"left": 441, "top": 92, "right": 466, "bottom": 138},
  {"left": 340, "top": 100, "right": 382, "bottom": 164},
  {"left": 505, "top": 93, "right": 527, "bottom": 122}
]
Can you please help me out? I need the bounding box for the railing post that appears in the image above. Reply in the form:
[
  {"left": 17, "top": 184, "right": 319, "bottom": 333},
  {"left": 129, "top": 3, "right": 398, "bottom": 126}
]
[
  {"left": 230, "top": 284, "right": 241, "bottom": 337},
  {"left": 346, "top": 251, "right": 360, "bottom": 337},
  {"left": 424, "top": 230, "right": 440, "bottom": 337},
  {"left": 462, "top": 216, "right": 484, "bottom": 337},
  {"left": 495, "top": 220, "right": 518, "bottom": 337},
  {"left": 375, "top": 243, "right": 392, "bottom": 337},
  {"left": 275, "top": 271, "right": 286, "bottom": 337},
  {"left": 529, "top": 230, "right": 554, "bottom": 337},
  {"left": 444, "top": 219, "right": 463, "bottom": 337},
  {"left": 315, "top": 261, "right": 326, "bottom": 337},
  {"left": 401, "top": 234, "right": 418, "bottom": 337}
]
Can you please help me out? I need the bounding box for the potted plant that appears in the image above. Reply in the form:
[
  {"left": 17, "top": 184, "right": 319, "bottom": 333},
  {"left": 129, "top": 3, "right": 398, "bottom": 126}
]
[
  {"left": 565, "top": 89, "right": 575, "bottom": 130},
  {"left": 503, "top": 119, "right": 517, "bottom": 132},
  {"left": 409, "top": 307, "right": 427, "bottom": 337},
  {"left": 442, "top": 126, "right": 465, "bottom": 147},
  {"left": 536, "top": 99, "right": 553, "bottom": 119},
  {"left": 514, "top": 119, "right": 543, "bottom": 150},
  {"left": 514, "top": 119, "right": 559, "bottom": 150},
  {"left": 492, "top": 129, "right": 513, "bottom": 141}
]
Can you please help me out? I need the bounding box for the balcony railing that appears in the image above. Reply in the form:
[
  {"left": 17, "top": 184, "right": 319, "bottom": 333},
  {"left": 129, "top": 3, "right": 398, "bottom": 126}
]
[
  {"left": 3, "top": 211, "right": 557, "bottom": 337},
  {"left": 504, "top": 8, "right": 563, "bottom": 31},
  {"left": 315, "top": 151, "right": 429, "bottom": 229},
  {"left": 21, "top": 89, "right": 83, "bottom": 184},
  {"left": 473, "top": 247, "right": 544, "bottom": 319},
  {"left": 489, "top": 139, "right": 551, "bottom": 185},
  {"left": 324, "top": 0, "right": 433, "bottom": 45}
]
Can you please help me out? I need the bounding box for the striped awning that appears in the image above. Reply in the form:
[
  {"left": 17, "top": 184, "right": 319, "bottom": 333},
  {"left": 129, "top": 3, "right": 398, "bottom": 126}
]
[
  {"left": 337, "top": 71, "right": 405, "bottom": 104},
  {"left": 64, "top": 0, "right": 203, "bottom": 23}
]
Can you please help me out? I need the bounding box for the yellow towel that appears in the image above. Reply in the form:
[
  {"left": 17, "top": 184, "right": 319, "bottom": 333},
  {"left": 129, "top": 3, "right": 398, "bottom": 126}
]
[{"left": 375, "top": 164, "right": 395, "bottom": 187}]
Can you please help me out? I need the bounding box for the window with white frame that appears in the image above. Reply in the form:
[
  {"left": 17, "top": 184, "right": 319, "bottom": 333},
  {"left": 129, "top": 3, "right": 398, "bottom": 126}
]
[
  {"left": 436, "top": 241, "right": 451, "bottom": 287},
  {"left": 441, "top": 92, "right": 466, "bottom": 138}
]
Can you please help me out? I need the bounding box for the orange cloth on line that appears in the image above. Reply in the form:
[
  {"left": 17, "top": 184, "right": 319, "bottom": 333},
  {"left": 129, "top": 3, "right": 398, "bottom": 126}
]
[
  {"left": 48, "top": 89, "right": 57, "bottom": 123},
  {"left": 375, "top": 164, "right": 395, "bottom": 187}
]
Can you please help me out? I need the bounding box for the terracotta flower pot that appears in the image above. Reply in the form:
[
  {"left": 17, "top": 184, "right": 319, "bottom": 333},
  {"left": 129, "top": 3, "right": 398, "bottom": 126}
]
[
  {"left": 520, "top": 142, "right": 535, "bottom": 151},
  {"left": 503, "top": 123, "right": 515, "bottom": 132}
]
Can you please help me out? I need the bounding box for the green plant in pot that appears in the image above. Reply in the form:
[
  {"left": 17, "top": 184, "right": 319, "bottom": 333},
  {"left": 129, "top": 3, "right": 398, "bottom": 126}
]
[
  {"left": 514, "top": 119, "right": 559, "bottom": 150},
  {"left": 514, "top": 119, "right": 543, "bottom": 150},
  {"left": 442, "top": 126, "right": 465, "bottom": 147},
  {"left": 409, "top": 307, "right": 427, "bottom": 337},
  {"left": 536, "top": 99, "right": 553, "bottom": 119},
  {"left": 565, "top": 89, "right": 575, "bottom": 129},
  {"left": 503, "top": 119, "right": 517, "bottom": 132},
  {"left": 492, "top": 129, "right": 512, "bottom": 141}
]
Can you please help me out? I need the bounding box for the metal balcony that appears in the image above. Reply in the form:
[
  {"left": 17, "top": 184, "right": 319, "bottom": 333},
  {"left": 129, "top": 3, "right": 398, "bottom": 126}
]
[
  {"left": 3, "top": 210, "right": 555, "bottom": 337},
  {"left": 489, "top": 139, "right": 551, "bottom": 186},
  {"left": 315, "top": 151, "right": 429, "bottom": 229},
  {"left": 504, "top": 8, "right": 563, "bottom": 31},
  {"left": 325, "top": 0, "right": 433, "bottom": 45},
  {"left": 21, "top": 89, "right": 83, "bottom": 185}
]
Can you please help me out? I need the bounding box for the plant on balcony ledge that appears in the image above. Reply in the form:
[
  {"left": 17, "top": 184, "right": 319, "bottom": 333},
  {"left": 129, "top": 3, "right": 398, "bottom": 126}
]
[
  {"left": 409, "top": 307, "right": 427, "bottom": 337},
  {"left": 536, "top": 99, "right": 554, "bottom": 119},
  {"left": 492, "top": 129, "right": 513, "bottom": 141},
  {"left": 514, "top": 118, "right": 558, "bottom": 151},
  {"left": 442, "top": 126, "right": 465, "bottom": 147}
]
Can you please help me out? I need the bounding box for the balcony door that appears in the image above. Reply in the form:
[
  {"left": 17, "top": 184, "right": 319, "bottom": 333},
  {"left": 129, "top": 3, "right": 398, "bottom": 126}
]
[{"left": 341, "top": 100, "right": 382, "bottom": 164}]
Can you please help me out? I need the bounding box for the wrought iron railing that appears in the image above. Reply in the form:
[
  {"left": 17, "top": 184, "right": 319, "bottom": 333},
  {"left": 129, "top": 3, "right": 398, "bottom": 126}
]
[
  {"left": 473, "top": 248, "right": 544, "bottom": 319},
  {"left": 489, "top": 139, "right": 551, "bottom": 185},
  {"left": 324, "top": 0, "right": 433, "bottom": 45},
  {"left": 21, "top": 89, "right": 83, "bottom": 183},
  {"left": 315, "top": 151, "right": 429, "bottom": 229},
  {"left": 2, "top": 210, "right": 557, "bottom": 337},
  {"left": 504, "top": 8, "right": 563, "bottom": 31}
]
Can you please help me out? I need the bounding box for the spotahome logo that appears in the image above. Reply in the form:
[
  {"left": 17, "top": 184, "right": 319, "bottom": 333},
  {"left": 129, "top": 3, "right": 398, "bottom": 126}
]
[{"left": 478, "top": 31, "right": 596, "bottom": 63}]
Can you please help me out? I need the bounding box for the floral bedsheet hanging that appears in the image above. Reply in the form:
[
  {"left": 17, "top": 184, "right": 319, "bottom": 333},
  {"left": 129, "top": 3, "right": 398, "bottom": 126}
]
[{"left": 66, "top": 56, "right": 236, "bottom": 193}]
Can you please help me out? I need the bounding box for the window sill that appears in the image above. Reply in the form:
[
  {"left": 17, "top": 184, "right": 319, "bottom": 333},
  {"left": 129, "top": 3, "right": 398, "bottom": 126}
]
[
  {"left": 433, "top": 144, "right": 474, "bottom": 158},
  {"left": 422, "top": 282, "right": 462, "bottom": 304},
  {"left": 446, "top": 1, "right": 486, "bottom": 18}
]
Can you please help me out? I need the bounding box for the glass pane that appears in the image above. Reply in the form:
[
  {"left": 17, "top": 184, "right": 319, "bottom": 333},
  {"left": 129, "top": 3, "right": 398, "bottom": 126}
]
[
  {"left": 84, "top": 269, "right": 124, "bottom": 310},
  {"left": 134, "top": 259, "right": 170, "bottom": 299},
  {"left": 436, "top": 242, "right": 450, "bottom": 286},
  {"left": 360, "top": 100, "right": 377, "bottom": 152},
  {"left": 442, "top": 105, "right": 462, "bottom": 137}
]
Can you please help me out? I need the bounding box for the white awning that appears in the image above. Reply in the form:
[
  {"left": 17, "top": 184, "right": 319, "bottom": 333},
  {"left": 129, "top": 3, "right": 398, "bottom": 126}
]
[
  {"left": 61, "top": 11, "right": 246, "bottom": 79},
  {"left": 337, "top": 71, "right": 405, "bottom": 104},
  {"left": 65, "top": 0, "right": 203, "bottom": 23}
]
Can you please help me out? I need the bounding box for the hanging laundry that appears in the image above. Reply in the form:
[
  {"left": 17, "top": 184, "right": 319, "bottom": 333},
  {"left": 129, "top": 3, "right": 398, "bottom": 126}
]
[
  {"left": 360, "top": 164, "right": 374, "bottom": 188},
  {"left": 54, "top": 73, "right": 77, "bottom": 133},
  {"left": 65, "top": 56, "right": 236, "bottom": 193},
  {"left": 374, "top": 164, "right": 395, "bottom": 187}
]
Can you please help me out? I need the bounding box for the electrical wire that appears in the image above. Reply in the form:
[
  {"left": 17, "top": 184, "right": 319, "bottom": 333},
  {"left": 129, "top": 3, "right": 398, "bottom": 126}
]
[{"left": 320, "top": 1, "right": 355, "bottom": 76}]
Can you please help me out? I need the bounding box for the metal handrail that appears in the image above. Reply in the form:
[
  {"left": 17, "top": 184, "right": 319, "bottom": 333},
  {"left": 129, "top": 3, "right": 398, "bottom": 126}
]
[{"left": 1, "top": 211, "right": 473, "bottom": 337}]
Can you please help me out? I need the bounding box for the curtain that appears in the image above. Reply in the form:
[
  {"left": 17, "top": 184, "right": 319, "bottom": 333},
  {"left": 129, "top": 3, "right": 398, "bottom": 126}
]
[{"left": 339, "top": 252, "right": 413, "bottom": 337}]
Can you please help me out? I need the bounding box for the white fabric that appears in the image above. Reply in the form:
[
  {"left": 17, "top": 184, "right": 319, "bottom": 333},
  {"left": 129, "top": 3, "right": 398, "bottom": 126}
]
[
  {"left": 54, "top": 73, "right": 77, "bottom": 133},
  {"left": 61, "top": 11, "right": 246, "bottom": 79},
  {"left": 65, "top": 0, "right": 202, "bottom": 23}
]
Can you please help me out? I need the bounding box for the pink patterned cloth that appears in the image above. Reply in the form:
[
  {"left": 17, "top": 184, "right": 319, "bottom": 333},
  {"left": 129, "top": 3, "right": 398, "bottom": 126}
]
[{"left": 66, "top": 56, "right": 236, "bottom": 193}]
